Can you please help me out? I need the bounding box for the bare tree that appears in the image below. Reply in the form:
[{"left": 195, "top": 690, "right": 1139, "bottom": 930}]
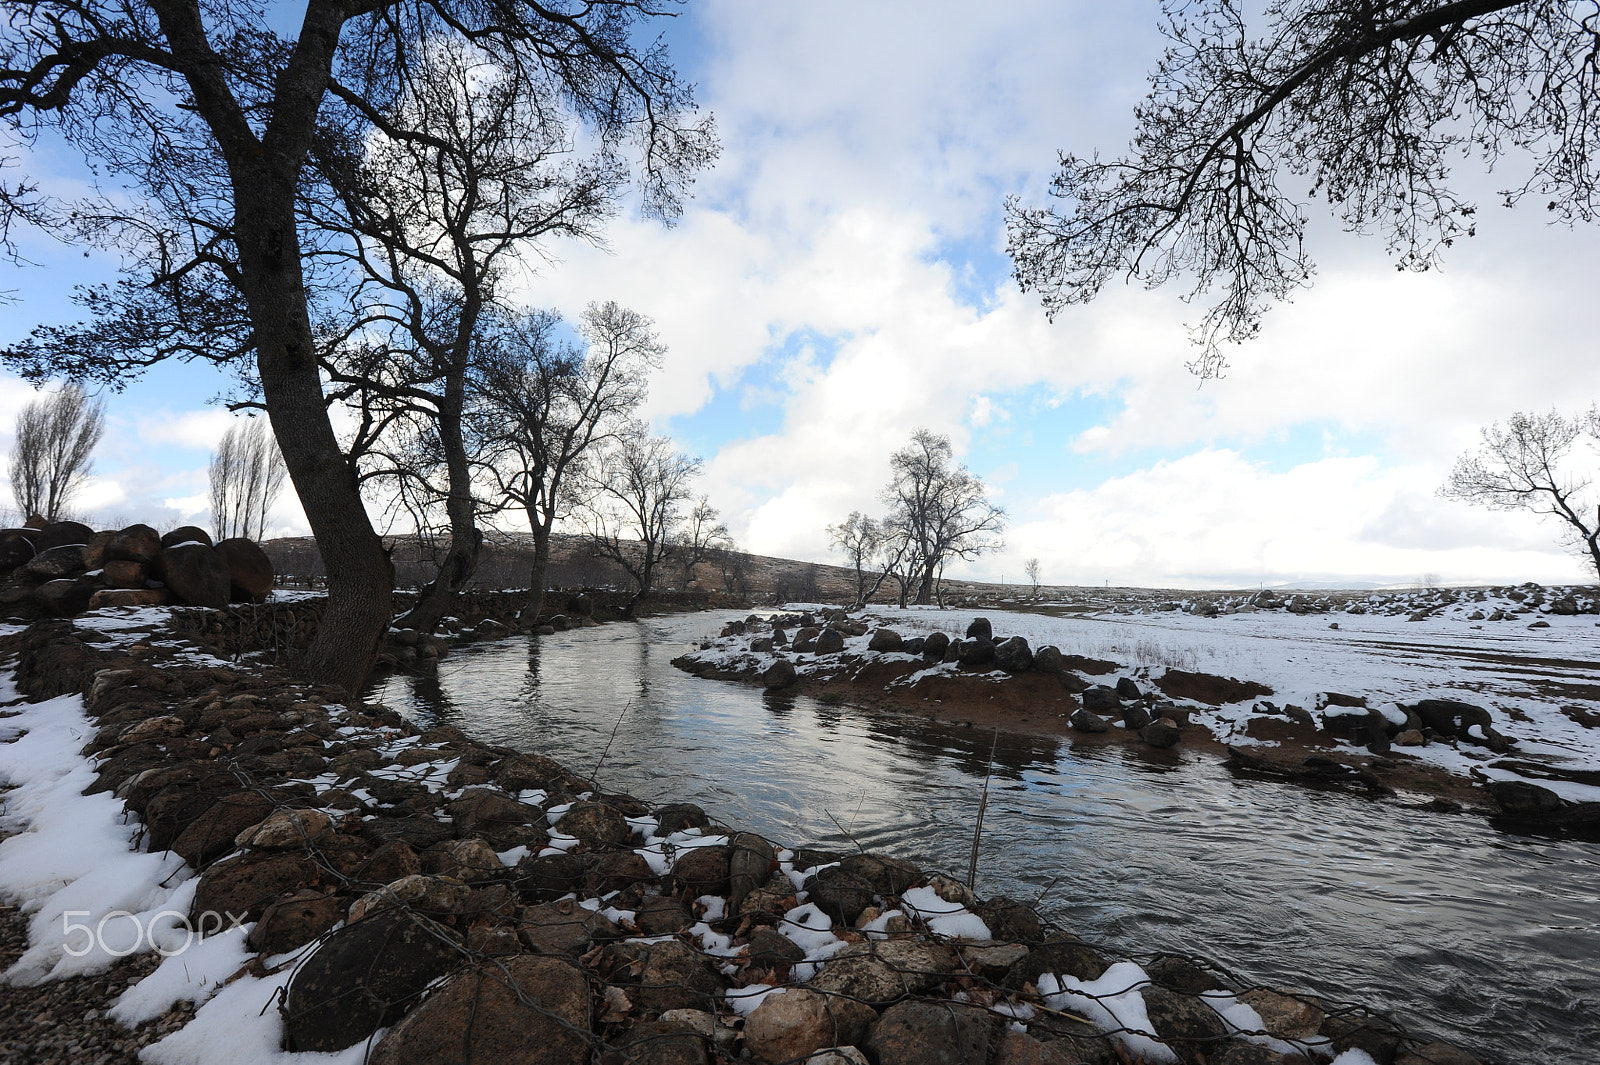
[
  {"left": 881, "top": 429, "right": 1006, "bottom": 604},
  {"left": 1024, "top": 557, "right": 1042, "bottom": 593},
  {"left": 1008, "top": 2, "right": 1600, "bottom": 377},
  {"left": 671, "top": 496, "right": 734, "bottom": 589},
  {"left": 828, "top": 511, "right": 884, "bottom": 608},
  {"left": 579, "top": 423, "right": 701, "bottom": 616},
  {"left": 1441, "top": 408, "right": 1600, "bottom": 579},
  {"left": 0, "top": 1, "right": 713, "bottom": 692},
  {"left": 9, "top": 383, "right": 105, "bottom": 522},
  {"left": 209, "top": 418, "right": 288, "bottom": 541},
  {"left": 472, "top": 302, "right": 660, "bottom": 623}
]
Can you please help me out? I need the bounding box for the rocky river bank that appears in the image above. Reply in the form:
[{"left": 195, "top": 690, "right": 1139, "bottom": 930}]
[{"left": 0, "top": 605, "right": 1504, "bottom": 1064}]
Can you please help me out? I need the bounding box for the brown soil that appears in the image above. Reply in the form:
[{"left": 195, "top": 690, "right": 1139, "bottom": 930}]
[{"left": 1153, "top": 670, "right": 1274, "bottom": 706}]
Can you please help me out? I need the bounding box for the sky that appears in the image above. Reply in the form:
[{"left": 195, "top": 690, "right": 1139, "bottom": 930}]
[{"left": 2, "top": 1, "right": 1599, "bottom": 589}]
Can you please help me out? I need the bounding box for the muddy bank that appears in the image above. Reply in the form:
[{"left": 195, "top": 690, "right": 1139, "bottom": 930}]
[
  {"left": 0, "top": 610, "right": 1497, "bottom": 1064},
  {"left": 675, "top": 610, "right": 1598, "bottom": 826}
]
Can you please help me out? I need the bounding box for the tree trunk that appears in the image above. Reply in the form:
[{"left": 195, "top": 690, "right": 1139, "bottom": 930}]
[
  {"left": 522, "top": 520, "right": 553, "bottom": 627},
  {"left": 394, "top": 384, "right": 480, "bottom": 634},
  {"left": 237, "top": 181, "right": 393, "bottom": 694},
  {"left": 915, "top": 560, "right": 937, "bottom": 605}
]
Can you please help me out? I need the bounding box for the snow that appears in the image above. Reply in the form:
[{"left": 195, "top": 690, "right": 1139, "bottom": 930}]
[
  {"left": 1330, "top": 1052, "right": 1379, "bottom": 1065},
  {"left": 725, "top": 983, "right": 784, "bottom": 1015},
  {"left": 1039, "top": 962, "right": 1178, "bottom": 1064},
  {"left": 900, "top": 886, "right": 992, "bottom": 940},
  {"left": 778, "top": 902, "right": 841, "bottom": 955},
  {"left": 109, "top": 924, "right": 253, "bottom": 1025},
  {"left": 1199, "top": 989, "right": 1332, "bottom": 1058}
]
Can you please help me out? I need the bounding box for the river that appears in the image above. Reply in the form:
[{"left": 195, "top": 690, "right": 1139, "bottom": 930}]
[{"left": 367, "top": 612, "right": 1598, "bottom": 1063}]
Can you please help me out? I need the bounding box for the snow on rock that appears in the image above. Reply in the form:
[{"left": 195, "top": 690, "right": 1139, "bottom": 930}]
[
  {"left": 1039, "top": 962, "right": 1179, "bottom": 1065},
  {"left": 901, "top": 885, "right": 992, "bottom": 940}
]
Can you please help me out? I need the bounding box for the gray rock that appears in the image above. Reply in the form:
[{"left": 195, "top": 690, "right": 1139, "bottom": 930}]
[
  {"left": 1140, "top": 984, "right": 1229, "bottom": 1059},
  {"left": 956, "top": 637, "right": 995, "bottom": 667},
  {"left": 804, "top": 866, "right": 876, "bottom": 924},
  {"left": 994, "top": 636, "right": 1033, "bottom": 673},
  {"left": 838, "top": 852, "right": 923, "bottom": 896},
  {"left": 921, "top": 631, "right": 950, "bottom": 659},
  {"left": 866, "top": 1000, "right": 992, "bottom": 1065},
  {"left": 1122, "top": 705, "right": 1152, "bottom": 730},
  {"left": 763, "top": 659, "right": 797, "bottom": 689},
  {"left": 1115, "top": 677, "right": 1143, "bottom": 700},
  {"left": 965, "top": 617, "right": 993, "bottom": 639},
  {"left": 1031, "top": 645, "right": 1065, "bottom": 674},
  {"left": 808, "top": 939, "right": 960, "bottom": 1005},
  {"left": 1081, "top": 686, "right": 1120, "bottom": 712},
  {"left": 517, "top": 901, "right": 617, "bottom": 954},
  {"left": 1069, "top": 708, "right": 1109, "bottom": 733},
  {"left": 816, "top": 628, "right": 845, "bottom": 654},
  {"left": 1140, "top": 718, "right": 1181, "bottom": 748},
  {"left": 868, "top": 628, "right": 903, "bottom": 652},
  {"left": 21, "top": 544, "right": 87, "bottom": 581}
]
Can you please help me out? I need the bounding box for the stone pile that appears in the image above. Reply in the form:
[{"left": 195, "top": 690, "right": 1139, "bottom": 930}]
[
  {"left": 0, "top": 619, "right": 1493, "bottom": 1065},
  {"left": 0, "top": 518, "right": 273, "bottom": 618}
]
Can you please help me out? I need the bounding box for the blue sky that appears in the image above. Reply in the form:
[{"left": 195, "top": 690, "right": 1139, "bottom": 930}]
[{"left": 2, "top": 1, "right": 1599, "bottom": 587}]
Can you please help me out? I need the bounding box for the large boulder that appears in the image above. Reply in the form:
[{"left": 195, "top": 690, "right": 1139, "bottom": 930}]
[
  {"left": 155, "top": 543, "right": 231, "bottom": 608},
  {"left": 87, "top": 588, "right": 171, "bottom": 610},
  {"left": 763, "top": 659, "right": 798, "bottom": 689},
  {"left": 285, "top": 908, "right": 468, "bottom": 1053},
  {"left": 993, "top": 636, "right": 1033, "bottom": 673},
  {"left": 868, "top": 628, "right": 903, "bottom": 653},
  {"left": 815, "top": 628, "right": 845, "bottom": 654},
  {"left": 105, "top": 524, "right": 162, "bottom": 564},
  {"left": 102, "top": 559, "right": 147, "bottom": 588},
  {"left": 556, "top": 800, "right": 630, "bottom": 846},
  {"left": 248, "top": 891, "right": 343, "bottom": 956},
  {"left": 921, "top": 631, "right": 950, "bottom": 659},
  {"left": 34, "top": 577, "right": 100, "bottom": 616},
  {"left": 446, "top": 788, "right": 547, "bottom": 850},
  {"left": 745, "top": 989, "right": 875, "bottom": 1065},
  {"left": 33, "top": 519, "right": 95, "bottom": 552},
  {"left": 0, "top": 529, "right": 35, "bottom": 572},
  {"left": 1031, "top": 645, "right": 1065, "bottom": 674},
  {"left": 671, "top": 844, "right": 732, "bottom": 897},
  {"left": 965, "top": 617, "right": 993, "bottom": 639},
  {"left": 21, "top": 544, "right": 87, "bottom": 581},
  {"left": 803, "top": 867, "right": 876, "bottom": 924},
  {"left": 808, "top": 939, "right": 961, "bottom": 1005},
  {"left": 172, "top": 791, "right": 278, "bottom": 866},
  {"left": 160, "top": 524, "right": 214, "bottom": 548},
  {"left": 866, "top": 1000, "right": 993, "bottom": 1065},
  {"left": 516, "top": 901, "right": 618, "bottom": 955},
  {"left": 213, "top": 537, "right": 274, "bottom": 602}
]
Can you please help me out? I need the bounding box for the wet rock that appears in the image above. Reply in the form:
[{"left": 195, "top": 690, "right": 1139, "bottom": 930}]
[
  {"left": 866, "top": 1000, "right": 993, "bottom": 1065},
  {"left": 248, "top": 890, "right": 343, "bottom": 955},
  {"left": 1141, "top": 718, "right": 1182, "bottom": 748},
  {"left": 1002, "top": 934, "right": 1109, "bottom": 990},
  {"left": 556, "top": 800, "right": 630, "bottom": 846},
  {"left": 672, "top": 844, "right": 731, "bottom": 897},
  {"left": 745, "top": 989, "right": 875, "bottom": 1064},
  {"left": 1394, "top": 1043, "right": 1485, "bottom": 1065},
  {"left": 364, "top": 954, "right": 587, "bottom": 1065},
  {"left": 965, "top": 617, "right": 992, "bottom": 640},
  {"left": 213, "top": 537, "right": 274, "bottom": 602},
  {"left": 803, "top": 866, "right": 876, "bottom": 924},
  {"left": 972, "top": 896, "right": 1042, "bottom": 942},
  {"left": 155, "top": 543, "right": 231, "bottom": 609},
  {"left": 809, "top": 939, "right": 960, "bottom": 1005},
  {"left": 763, "top": 659, "right": 798, "bottom": 689},
  {"left": 868, "top": 628, "right": 903, "bottom": 652},
  {"left": 1485, "top": 779, "right": 1567, "bottom": 817},
  {"left": 839, "top": 852, "right": 923, "bottom": 896},
  {"left": 1069, "top": 708, "right": 1109, "bottom": 733},
  {"left": 1080, "top": 686, "right": 1120, "bottom": 712},
  {"left": 235, "top": 808, "right": 333, "bottom": 851},
  {"left": 517, "top": 901, "right": 618, "bottom": 954},
  {"left": 1141, "top": 984, "right": 1229, "bottom": 1059},
  {"left": 994, "top": 636, "right": 1033, "bottom": 674},
  {"left": 921, "top": 631, "right": 950, "bottom": 659},
  {"left": 1238, "top": 989, "right": 1324, "bottom": 1042},
  {"left": 1145, "top": 954, "right": 1224, "bottom": 993}
]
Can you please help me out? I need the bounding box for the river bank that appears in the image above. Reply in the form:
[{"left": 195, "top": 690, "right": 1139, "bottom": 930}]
[{"left": 0, "top": 602, "right": 1508, "bottom": 1064}]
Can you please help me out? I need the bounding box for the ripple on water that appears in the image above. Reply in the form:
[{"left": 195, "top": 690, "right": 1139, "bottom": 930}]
[{"left": 368, "top": 614, "right": 1600, "bottom": 1064}]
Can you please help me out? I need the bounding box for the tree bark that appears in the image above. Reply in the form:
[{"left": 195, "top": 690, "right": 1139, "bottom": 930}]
[
  {"left": 394, "top": 379, "right": 481, "bottom": 634},
  {"left": 522, "top": 517, "right": 553, "bottom": 627}
]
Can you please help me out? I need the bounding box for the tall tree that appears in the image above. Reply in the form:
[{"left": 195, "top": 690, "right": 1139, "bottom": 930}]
[
  {"left": 208, "top": 417, "right": 287, "bottom": 541},
  {"left": 579, "top": 421, "right": 699, "bottom": 616},
  {"left": 1441, "top": 408, "right": 1600, "bottom": 579},
  {"left": 0, "top": 0, "right": 713, "bottom": 692},
  {"left": 471, "top": 301, "right": 659, "bottom": 623},
  {"left": 1008, "top": 1, "right": 1600, "bottom": 377},
  {"left": 9, "top": 383, "right": 105, "bottom": 521},
  {"left": 671, "top": 496, "right": 732, "bottom": 589},
  {"left": 881, "top": 429, "right": 1005, "bottom": 605}
]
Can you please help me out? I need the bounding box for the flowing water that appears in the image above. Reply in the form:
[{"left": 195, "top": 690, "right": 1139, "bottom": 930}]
[{"left": 367, "top": 614, "right": 1598, "bottom": 1064}]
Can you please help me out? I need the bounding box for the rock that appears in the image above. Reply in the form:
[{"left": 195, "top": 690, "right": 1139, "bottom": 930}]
[
  {"left": 803, "top": 866, "right": 876, "bottom": 924},
  {"left": 424, "top": 838, "right": 506, "bottom": 881},
  {"left": 1031, "top": 645, "right": 1064, "bottom": 674},
  {"left": 361, "top": 814, "right": 454, "bottom": 850},
  {"left": 866, "top": 1000, "right": 992, "bottom": 1065},
  {"left": 191, "top": 850, "right": 321, "bottom": 924},
  {"left": 956, "top": 637, "right": 995, "bottom": 667},
  {"left": 1393, "top": 729, "right": 1426, "bottom": 746},
  {"left": 729, "top": 831, "right": 776, "bottom": 913},
  {"left": 1080, "top": 685, "right": 1120, "bottom": 712},
  {"left": 101, "top": 558, "right": 147, "bottom": 588},
  {"left": 1394, "top": 1043, "right": 1485, "bottom": 1065},
  {"left": 1237, "top": 989, "right": 1324, "bottom": 1041},
  {"left": 21, "top": 544, "right": 87, "bottom": 580},
  {"left": 1140, "top": 984, "right": 1229, "bottom": 1059},
  {"left": 1486, "top": 779, "right": 1568, "bottom": 817},
  {"left": 33, "top": 520, "right": 95, "bottom": 552},
  {"left": 213, "top": 537, "right": 274, "bottom": 602},
  {"left": 635, "top": 895, "right": 694, "bottom": 935},
  {"left": 808, "top": 939, "right": 960, "bottom": 1005},
  {"left": 365, "top": 954, "right": 588, "bottom": 1065},
  {"left": 88, "top": 586, "right": 172, "bottom": 611},
  {"left": 994, "top": 636, "right": 1033, "bottom": 673},
  {"left": 957, "top": 942, "right": 1030, "bottom": 980},
  {"left": 615, "top": 1019, "right": 710, "bottom": 1065},
  {"left": 102, "top": 524, "right": 160, "bottom": 566},
  {"left": 745, "top": 989, "right": 875, "bottom": 1064},
  {"left": 171, "top": 791, "right": 277, "bottom": 866},
  {"left": 514, "top": 853, "right": 592, "bottom": 901},
  {"left": 921, "top": 631, "right": 950, "bottom": 659},
  {"left": 868, "top": 628, "right": 903, "bottom": 652},
  {"left": 633, "top": 940, "right": 723, "bottom": 1012},
  {"left": 587, "top": 849, "right": 655, "bottom": 894},
  {"left": 763, "top": 659, "right": 797, "bottom": 689},
  {"left": 34, "top": 578, "right": 100, "bottom": 615},
  {"left": 1140, "top": 718, "right": 1181, "bottom": 748},
  {"left": 235, "top": 808, "right": 333, "bottom": 850},
  {"left": 1320, "top": 1011, "right": 1406, "bottom": 1064},
  {"left": 446, "top": 788, "right": 546, "bottom": 849},
  {"left": 655, "top": 803, "right": 711, "bottom": 832},
  {"left": 1002, "top": 934, "right": 1109, "bottom": 990},
  {"left": 965, "top": 617, "right": 992, "bottom": 639},
  {"left": 557, "top": 800, "right": 630, "bottom": 846},
  {"left": 993, "top": 1030, "right": 1106, "bottom": 1065},
  {"left": 838, "top": 852, "right": 922, "bottom": 896},
  {"left": 156, "top": 543, "right": 231, "bottom": 608},
  {"left": 494, "top": 752, "right": 589, "bottom": 794},
  {"left": 971, "top": 897, "right": 1041, "bottom": 942},
  {"left": 1069, "top": 708, "right": 1109, "bottom": 733},
  {"left": 1122, "top": 704, "right": 1152, "bottom": 730},
  {"left": 0, "top": 529, "right": 34, "bottom": 572},
  {"left": 1145, "top": 954, "right": 1223, "bottom": 993},
  {"left": 248, "top": 890, "right": 343, "bottom": 955},
  {"left": 672, "top": 844, "right": 732, "bottom": 897},
  {"left": 746, "top": 926, "right": 806, "bottom": 969},
  {"left": 517, "top": 901, "right": 618, "bottom": 954},
  {"left": 1212, "top": 1046, "right": 1295, "bottom": 1065},
  {"left": 1115, "top": 677, "right": 1143, "bottom": 700},
  {"left": 348, "top": 874, "right": 473, "bottom": 923},
  {"left": 816, "top": 628, "right": 845, "bottom": 654},
  {"left": 160, "top": 524, "right": 213, "bottom": 548},
  {"left": 802, "top": 1049, "right": 870, "bottom": 1065}
]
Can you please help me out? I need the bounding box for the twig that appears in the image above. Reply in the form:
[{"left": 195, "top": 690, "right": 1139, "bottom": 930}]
[
  {"left": 967, "top": 727, "right": 999, "bottom": 892},
  {"left": 590, "top": 699, "right": 632, "bottom": 784},
  {"left": 1032, "top": 876, "right": 1061, "bottom": 907},
  {"left": 825, "top": 809, "right": 867, "bottom": 854}
]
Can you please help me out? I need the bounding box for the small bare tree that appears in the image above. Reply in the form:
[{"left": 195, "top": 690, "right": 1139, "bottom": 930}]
[
  {"left": 1441, "top": 408, "right": 1600, "bottom": 580},
  {"left": 828, "top": 511, "right": 883, "bottom": 608},
  {"left": 209, "top": 418, "right": 288, "bottom": 541},
  {"left": 9, "top": 383, "right": 105, "bottom": 522},
  {"left": 881, "top": 429, "right": 1006, "bottom": 604},
  {"left": 671, "top": 496, "right": 733, "bottom": 589},
  {"left": 1024, "top": 557, "right": 1041, "bottom": 593},
  {"left": 580, "top": 422, "right": 701, "bottom": 616}
]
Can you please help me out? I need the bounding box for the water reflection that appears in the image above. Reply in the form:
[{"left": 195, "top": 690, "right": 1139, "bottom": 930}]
[{"left": 366, "top": 614, "right": 1600, "bottom": 1065}]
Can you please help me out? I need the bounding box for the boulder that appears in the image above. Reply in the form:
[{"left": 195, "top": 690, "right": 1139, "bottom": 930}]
[
  {"left": 635, "top": 895, "right": 694, "bottom": 935},
  {"left": 1140, "top": 984, "right": 1229, "bottom": 1059},
  {"left": 745, "top": 926, "right": 806, "bottom": 969},
  {"left": 615, "top": 1019, "right": 710, "bottom": 1065},
  {"left": 763, "top": 659, "right": 797, "bottom": 689},
  {"left": 655, "top": 803, "right": 711, "bottom": 832},
  {"left": 1237, "top": 989, "right": 1324, "bottom": 1042},
  {"left": 1115, "top": 677, "right": 1143, "bottom": 700},
  {"left": 671, "top": 844, "right": 731, "bottom": 897},
  {"left": 1069, "top": 708, "right": 1108, "bottom": 733},
  {"left": 365, "top": 954, "right": 588, "bottom": 1065},
  {"left": 156, "top": 543, "right": 231, "bottom": 608},
  {"left": 956, "top": 637, "right": 995, "bottom": 667},
  {"left": 1031, "top": 645, "right": 1064, "bottom": 674},
  {"left": 838, "top": 852, "right": 923, "bottom": 896},
  {"left": 34, "top": 577, "right": 100, "bottom": 615},
  {"left": 102, "top": 559, "right": 147, "bottom": 588},
  {"left": 557, "top": 800, "right": 630, "bottom": 846},
  {"left": 235, "top": 808, "right": 333, "bottom": 851},
  {"left": 803, "top": 866, "right": 876, "bottom": 924},
  {"left": 213, "top": 537, "right": 274, "bottom": 602},
  {"left": 808, "top": 939, "right": 960, "bottom": 1005},
  {"left": 868, "top": 628, "right": 903, "bottom": 653},
  {"left": 517, "top": 901, "right": 618, "bottom": 954},
  {"left": 745, "top": 989, "right": 875, "bottom": 1064},
  {"left": 82, "top": 530, "right": 114, "bottom": 569},
  {"left": 866, "top": 1000, "right": 993, "bottom": 1065},
  {"left": 191, "top": 850, "right": 322, "bottom": 924},
  {"left": 1394, "top": 1043, "right": 1485, "bottom": 1065},
  {"left": 170, "top": 791, "right": 277, "bottom": 866},
  {"left": 105, "top": 524, "right": 162, "bottom": 564},
  {"left": 1081, "top": 686, "right": 1120, "bottom": 712},
  {"left": 514, "top": 852, "right": 593, "bottom": 902},
  {"left": 632, "top": 940, "right": 723, "bottom": 1013},
  {"left": 1002, "top": 934, "right": 1109, "bottom": 990},
  {"left": 0, "top": 529, "right": 34, "bottom": 572},
  {"left": 1122, "top": 704, "right": 1152, "bottom": 730},
  {"left": 160, "top": 524, "right": 213, "bottom": 548},
  {"left": 1486, "top": 779, "right": 1567, "bottom": 817},
  {"left": 965, "top": 617, "right": 992, "bottom": 639},
  {"left": 446, "top": 788, "right": 547, "bottom": 850},
  {"left": 348, "top": 874, "right": 473, "bottom": 923},
  {"left": 21, "top": 544, "right": 88, "bottom": 581},
  {"left": 88, "top": 588, "right": 173, "bottom": 610},
  {"left": 33, "top": 519, "right": 95, "bottom": 552},
  {"left": 1140, "top": 718, "right": 1182, "bottom": 748},
  {"left": 921, "top": 631, "right": 950, "bottom": 659},
  {"left": 729, "top": 831, "right": 776, "bottom": 913},
  {"left": 816, "top": 628, "right": 845, "bottom": 654},
  {"left": 248, "top": 890, "right": 343, "bottom": 955},
  {"left": 423, "top": 838, "right": 505, "bottom": 882},
  {"left": 994, "top": 636, "right": 1033, "bottom": 673}
]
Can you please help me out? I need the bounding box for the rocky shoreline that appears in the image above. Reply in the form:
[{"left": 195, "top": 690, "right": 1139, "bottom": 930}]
[
  {"left": 0, "top": 607, "right": 1499, "bottom": 1064},
  {"left": 673, "top": 610, "right": 1600, "bottom": 831}
]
